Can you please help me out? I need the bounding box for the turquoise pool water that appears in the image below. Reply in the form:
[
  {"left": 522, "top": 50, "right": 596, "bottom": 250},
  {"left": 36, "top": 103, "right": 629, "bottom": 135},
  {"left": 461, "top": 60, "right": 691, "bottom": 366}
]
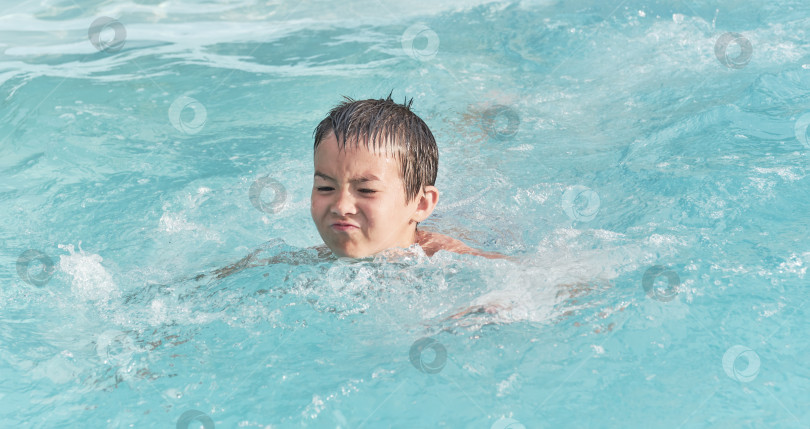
[{"left": 3, "top": 0, "right": 810, "bottom": 427}]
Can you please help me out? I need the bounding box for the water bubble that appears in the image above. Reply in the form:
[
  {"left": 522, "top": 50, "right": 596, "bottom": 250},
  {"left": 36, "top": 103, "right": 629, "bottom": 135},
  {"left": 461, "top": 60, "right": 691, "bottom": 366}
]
[
  {"left": 714, "top": 32, "right": 752, "bottom": 69},
  {"left": 409, "top": 337, "right": 447, "bottom": 374},
  {"left": 561, "top": 185, "right": 600, "bottom": 222},
  {"left": 165, "top": 388, "right": 183, "bottom": 400},
  {"left": 88, "top": 17, "right": 126, "bottom": 53},
  {"left": 491, "top": 417, "right": 526, "bottom": 429},
  {"left": 169, "top": 96, "right": 207, "bottom": 134},
  {"left": 793, "top": 112, "right": 810, "bottom": 149},
  {"left": 96, "top": 330, "right": 137, "bottom": 366},
  {"left": 481, "top": 105, "right": 520, "bottom": 140},
  {"left": 641, "top": 265, "right": 680, "bottom": 302},
  {"left": 176, "top": 409, "right": 215, "bottom": 429},
  {"left": 401, "top": 23, "right": 440, "bottom": 61},
  {"left": 722, "top": 345, "right": 760, "bottom": 382},
  {"left": 249, "top": 177, "right": 287, "bottom": 214},
  {"left": 16, "top": 249, "right": 55, "bottom": 287}
]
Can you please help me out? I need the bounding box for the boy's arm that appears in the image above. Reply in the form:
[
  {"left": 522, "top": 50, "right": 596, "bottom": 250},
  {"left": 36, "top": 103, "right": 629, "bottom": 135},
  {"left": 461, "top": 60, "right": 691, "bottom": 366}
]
[
  {"left": 452, "top": 244, "right": 513, "bottom": 260},
  {"left": 417, "top": 229, "right": 514, "bottom": 260},
  {"left": 197, "top": 244, "right": 332, "bottom": 281},
  {"left": 447, "top": 303, "right": 510, "bottom": 319}
]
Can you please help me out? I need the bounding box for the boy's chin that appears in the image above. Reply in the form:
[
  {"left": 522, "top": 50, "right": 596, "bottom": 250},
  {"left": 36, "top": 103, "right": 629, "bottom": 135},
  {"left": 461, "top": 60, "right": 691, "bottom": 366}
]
[{"left": 328, "top": 245, "right": 373, "bottom": 260}]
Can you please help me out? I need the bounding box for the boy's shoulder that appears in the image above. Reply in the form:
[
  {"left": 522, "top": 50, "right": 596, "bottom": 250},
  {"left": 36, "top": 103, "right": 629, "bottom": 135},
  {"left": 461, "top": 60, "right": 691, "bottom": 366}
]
[
  {"left": 415, "top": 229, "right": 457, "bottom": 256},
  {"left": 416, "top": 229, "right": 509, "bottom": 260}
]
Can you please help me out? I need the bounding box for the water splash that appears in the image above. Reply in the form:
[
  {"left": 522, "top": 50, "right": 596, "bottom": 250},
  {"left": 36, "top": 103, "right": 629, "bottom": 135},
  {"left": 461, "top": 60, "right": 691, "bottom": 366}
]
[{"left": 57, "top": 242, "right": 120, "bottom": 303}]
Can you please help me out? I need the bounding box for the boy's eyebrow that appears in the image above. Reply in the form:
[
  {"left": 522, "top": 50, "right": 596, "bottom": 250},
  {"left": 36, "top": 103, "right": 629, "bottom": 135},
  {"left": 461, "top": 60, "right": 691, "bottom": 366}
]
[{"left": 314, "top": 171, "right": 382, "bottom": 183}]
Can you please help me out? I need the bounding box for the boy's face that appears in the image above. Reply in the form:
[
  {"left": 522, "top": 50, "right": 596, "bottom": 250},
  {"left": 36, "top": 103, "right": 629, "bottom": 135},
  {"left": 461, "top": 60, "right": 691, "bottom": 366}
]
[{"left": 311, "top": 131, "right": 434, "bottom": 258}]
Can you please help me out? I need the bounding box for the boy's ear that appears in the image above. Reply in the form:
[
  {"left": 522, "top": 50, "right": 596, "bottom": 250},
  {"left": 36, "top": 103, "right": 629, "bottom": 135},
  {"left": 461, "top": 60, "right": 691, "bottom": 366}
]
[{"left": 412, "top": 185, "right": 439, "bottom": 223}]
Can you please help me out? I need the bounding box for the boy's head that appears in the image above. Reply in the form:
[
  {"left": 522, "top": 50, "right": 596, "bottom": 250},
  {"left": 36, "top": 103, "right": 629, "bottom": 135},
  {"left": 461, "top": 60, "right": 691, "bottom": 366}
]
[{"left": 311, "top": 94, "right": 439, "bottom": 258}]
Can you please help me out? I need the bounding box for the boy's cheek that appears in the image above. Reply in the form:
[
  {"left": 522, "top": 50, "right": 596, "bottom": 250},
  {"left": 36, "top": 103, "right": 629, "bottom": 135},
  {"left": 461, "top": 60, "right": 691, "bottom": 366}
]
[
  {"left": 309, "top": 200, "right": 321, "bottom": 223},
  {"left": 310, "top": 196, "right": 323, "bottom": 211}
]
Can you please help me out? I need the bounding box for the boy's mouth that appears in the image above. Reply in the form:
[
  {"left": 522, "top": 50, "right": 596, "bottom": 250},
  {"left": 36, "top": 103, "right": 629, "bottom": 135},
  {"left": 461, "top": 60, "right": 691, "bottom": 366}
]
[{"left": 331, "top": 222, "right": 358, "bottom": 231}]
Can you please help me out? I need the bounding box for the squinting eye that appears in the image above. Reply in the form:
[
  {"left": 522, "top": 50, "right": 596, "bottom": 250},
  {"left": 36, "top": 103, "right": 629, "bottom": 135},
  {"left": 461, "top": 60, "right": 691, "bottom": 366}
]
[
  {"left": 316, "top": 186, "right": 333, "bottom": 191},
  {"left": 359, "top": 189, "right": 376, "bottom": 194}
]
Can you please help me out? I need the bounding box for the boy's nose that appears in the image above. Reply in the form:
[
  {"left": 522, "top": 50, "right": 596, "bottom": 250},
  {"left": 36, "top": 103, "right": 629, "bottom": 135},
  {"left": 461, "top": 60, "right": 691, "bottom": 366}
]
[{"left": 330, "top": 187, "right": 356, "bottom": 216}]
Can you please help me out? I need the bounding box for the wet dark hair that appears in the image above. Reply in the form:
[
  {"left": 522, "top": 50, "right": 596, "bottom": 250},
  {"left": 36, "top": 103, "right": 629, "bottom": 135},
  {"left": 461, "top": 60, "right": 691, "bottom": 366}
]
[{"left": 313, "top": 92, "right": 438, "bottom": 204}]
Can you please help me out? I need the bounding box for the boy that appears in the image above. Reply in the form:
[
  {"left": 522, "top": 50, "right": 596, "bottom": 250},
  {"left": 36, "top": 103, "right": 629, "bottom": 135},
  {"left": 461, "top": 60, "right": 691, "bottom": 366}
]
[
  {"left": 310, "top": 94, "right": 508, "bottom": 260},
  {"left": 207, "top": 94, "right": 507, "bottom": 281}
]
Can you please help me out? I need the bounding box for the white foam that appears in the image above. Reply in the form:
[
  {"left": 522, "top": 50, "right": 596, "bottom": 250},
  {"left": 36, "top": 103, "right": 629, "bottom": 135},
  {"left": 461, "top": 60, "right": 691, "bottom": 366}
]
[
  {"left": 57, "top": 242, "right": 120, "bottom": 302},
  {"left": 449, "top": 227, "right": 668, "bottom": 326},
  {"left": 158, "top": 211, "right": 198, "bottom": 233},
  {"left": 753, "top": 166, "right": 804, "bottom": 182},
  {"left": 495, "top": 372, "right": 520, "bottom": 397}
]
